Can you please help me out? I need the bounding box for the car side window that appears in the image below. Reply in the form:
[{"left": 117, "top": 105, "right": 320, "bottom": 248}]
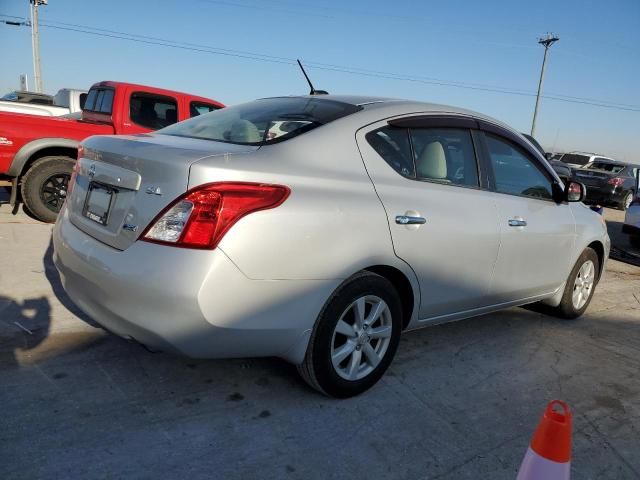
[
  {"left": 130, "top": 93, "right": 179, "bottom": 130},
  {"left": 190, "top": 102, "right": 220, "bottom": 118},
  {"left": 366, "top": 127, "right": 414, "bottom": 178},
  {"left": 410, "top": 128, "right": 479, "bottom": 187},
  {"left": 485, "top": 133, "right": 553, "bottom": 200}
]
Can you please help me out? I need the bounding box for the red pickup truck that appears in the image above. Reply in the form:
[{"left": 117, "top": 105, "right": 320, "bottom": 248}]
[{"left": 0, "top": 81, "right": 224, "bottom": 222}]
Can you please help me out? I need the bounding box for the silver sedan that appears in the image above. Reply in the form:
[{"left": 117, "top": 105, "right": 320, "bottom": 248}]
[{"left": 53, "top": 95, "right": 610, "bottom": 397}]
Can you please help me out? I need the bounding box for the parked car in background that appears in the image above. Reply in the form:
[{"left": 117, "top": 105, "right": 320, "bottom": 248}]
[
  {"left": 0, "top": 80, "right": 224, "bottom": 222},
  {"left": 54, "top": 95, "right": 609, "bottom": 398},
  {"left": 573, "top": 159, "right": 639, "bottom": 210},
  {"left": 522, "top": 133, "right": 571, "bottom": 183},
  {"left": 0, "top": 88, "right": 87, "bottom": 117},
  {"left": 622, "top": 169, "right": 640, "bottom": 247},
  {"left": 559, "top": 151, "right": 615, "bottom": 169}
]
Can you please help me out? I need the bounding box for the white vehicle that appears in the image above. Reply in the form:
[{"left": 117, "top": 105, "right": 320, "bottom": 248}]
[
  {"left": 559, "top": 151, "right": 615, "bottom": 169},
  {"left": 0, "top": 88, "right": 87, "bottom": 117}
]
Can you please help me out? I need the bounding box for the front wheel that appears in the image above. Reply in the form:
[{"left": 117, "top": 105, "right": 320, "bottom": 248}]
[
  {"left": 297, "top": 272, "right": 402, "bottom": 398},
  {"left": 551, "top": 247, "right": 600, "bottom": 319}
]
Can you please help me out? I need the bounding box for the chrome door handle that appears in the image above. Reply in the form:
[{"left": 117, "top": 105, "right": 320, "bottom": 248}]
[
  {"left": 508, "top": 218, "right": 527, "bottom": 227},
  {"left": 395, "top": 215, "right": 426, "bottom": 225}
]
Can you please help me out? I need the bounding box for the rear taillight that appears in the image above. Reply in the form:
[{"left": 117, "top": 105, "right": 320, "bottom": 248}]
[
  {"left": 66, "top": 145, "right": 83, "bottom": 198},
  {"left": 608, "top": 177, "right": 624, "bottom": 187},
  {"left": 141, "top": 182, "right": 290, "bottom": 249}
]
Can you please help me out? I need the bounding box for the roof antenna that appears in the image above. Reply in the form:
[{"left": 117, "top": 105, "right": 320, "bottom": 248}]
[{"left": 297, "top": 59, "right": 328, "bottom": 95}]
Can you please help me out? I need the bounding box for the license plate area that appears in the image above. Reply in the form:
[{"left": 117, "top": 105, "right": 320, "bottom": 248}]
[{"left": 83, "top": 182, "right": 115, "bottom": 226}]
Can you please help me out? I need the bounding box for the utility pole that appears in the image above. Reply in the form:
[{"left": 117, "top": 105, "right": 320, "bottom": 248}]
[
  {"left": 30, "top": 0, "right": 47, "bottom": 93},
  {"left": 531, "top": 33, "right": 559, "bottom": 137}
]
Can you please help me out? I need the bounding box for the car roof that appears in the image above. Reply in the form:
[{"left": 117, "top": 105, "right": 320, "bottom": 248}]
[{"left": 263, "top": 94, "right": 511, "bottom": 126}]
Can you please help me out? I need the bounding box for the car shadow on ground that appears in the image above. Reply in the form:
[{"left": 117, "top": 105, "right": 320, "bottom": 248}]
[
  {"left": 0, "top": 294, "right": 51, "bottom": 368},
  {"left": 43, "top": 236, "right": 98, "bottom": 327}
]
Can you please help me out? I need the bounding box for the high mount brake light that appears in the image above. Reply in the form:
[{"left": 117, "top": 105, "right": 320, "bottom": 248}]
[
  {"left": 141, "top": 182, "right": 290, "bottom": 249},
  {"left": 607, "top": 177, "right": 624, "bottom": 187}
]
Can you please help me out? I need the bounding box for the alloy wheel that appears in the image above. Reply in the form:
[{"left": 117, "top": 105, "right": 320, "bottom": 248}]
[
  {"left": 40, "top": 173, "right": 70, "bottom": 213},
  {"left": 572, "top": 260, "right": 595, "bottom": 309},
  {"left": 330, "top": 295, "right": 392, "bottom": 381}
]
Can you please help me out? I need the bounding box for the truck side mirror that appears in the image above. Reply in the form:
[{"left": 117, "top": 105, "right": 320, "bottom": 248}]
[{"left": 565, "top": 181, "right": 586, "bottom": 202}]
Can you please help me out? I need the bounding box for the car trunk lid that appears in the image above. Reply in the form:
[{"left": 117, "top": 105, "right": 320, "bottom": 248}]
[{"left": 67, "top": 133, "right": 258, "bottom": 250}]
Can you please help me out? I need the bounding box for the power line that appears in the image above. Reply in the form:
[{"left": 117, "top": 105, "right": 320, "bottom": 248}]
[{"left": 2, "top": 13, "right": 639, "bottom": 113}]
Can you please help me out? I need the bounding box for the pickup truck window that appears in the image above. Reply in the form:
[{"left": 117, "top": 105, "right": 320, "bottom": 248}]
[
  {"left": 130, "top": 92, "right": 178, "bottom": 130},
  {"left": 84, "top": 87, "right": 114, "bottom": 114},
  {"left": 190, "top": 102, "right": 221, "bottom": 117}
]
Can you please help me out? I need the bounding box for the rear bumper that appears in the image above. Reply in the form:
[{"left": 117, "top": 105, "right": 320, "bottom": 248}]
[{"left": 53, "top": 207, "right": 336, "bottom": 363}]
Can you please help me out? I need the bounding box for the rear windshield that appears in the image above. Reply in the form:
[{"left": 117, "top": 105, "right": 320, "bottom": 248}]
[
  {"left": 83, "top": 87, "right": 114, "bottom": 114},
  {"left": 561, "top": 153, "right": 590, "bottom": 166},
  {"left": 158, "top": 97, "right": 362, "bottom": 146},
  {"left": 585, "top": 162, "right": 625, "bottom": 174}
]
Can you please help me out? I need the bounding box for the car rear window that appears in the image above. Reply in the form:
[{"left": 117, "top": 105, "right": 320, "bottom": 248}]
[
  {"left": 585, "top": 162, "right": 625, "bottom": 174},
  {"left": 159, "top": 97, "right": 363, "bottom": 145},
  {"left": 561, "top": 153, "right": 591, "bottom": 166}
]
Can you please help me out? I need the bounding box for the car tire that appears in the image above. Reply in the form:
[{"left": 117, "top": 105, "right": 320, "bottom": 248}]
[
  {"left": 297, "top": 271, "right": 402, "bottom": 398},
  {"left": 21, "top": 156, "right": 75, "bottom": 223},
  {"left": 621, "top": 192, "right": 633, "bottom": 211},
  {"left": 551, "top": 247, "right": 600, "bottom": 319}
]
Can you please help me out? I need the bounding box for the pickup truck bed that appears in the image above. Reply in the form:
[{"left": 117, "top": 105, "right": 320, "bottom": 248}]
[{"left": 0, "top": 80, "right": 223, "bottom": 222}]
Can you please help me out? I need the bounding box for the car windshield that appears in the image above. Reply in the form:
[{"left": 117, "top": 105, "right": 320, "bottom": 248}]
[
  {"left": 585, "top": 162, "right": 624, "bottom": 173},
  {"left": 158, "top": 97, "right": 362, "bottom": 145}
]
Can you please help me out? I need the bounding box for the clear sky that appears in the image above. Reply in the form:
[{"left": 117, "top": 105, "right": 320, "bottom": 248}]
[{"left": 1, "top": 0, "right": 639, "bottom": 160}]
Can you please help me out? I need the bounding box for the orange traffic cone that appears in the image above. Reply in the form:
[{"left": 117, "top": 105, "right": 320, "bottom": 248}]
[{"left": 516, "top": 400, "right": 572, "bottom": 479}]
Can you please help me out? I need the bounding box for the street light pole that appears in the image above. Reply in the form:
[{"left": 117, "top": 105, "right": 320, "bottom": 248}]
[
  {"left": 531, "top": 33, "right": 559, "bottom": 137},
  {"left": 30, "top": 0, "right": 47, "bottom": 93}
]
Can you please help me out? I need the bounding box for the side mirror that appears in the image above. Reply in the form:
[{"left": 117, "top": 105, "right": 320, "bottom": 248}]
[{"left": 565, "top": 181, "right": 586, "bottom": 202}]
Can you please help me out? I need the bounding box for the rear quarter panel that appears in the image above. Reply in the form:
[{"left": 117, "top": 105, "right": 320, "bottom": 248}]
[
  {"left": 187, "top": 118, "right": 411, "bottom": 282},
  {"left": 571, "top": 202, "right": 610, "bottom": 275}
]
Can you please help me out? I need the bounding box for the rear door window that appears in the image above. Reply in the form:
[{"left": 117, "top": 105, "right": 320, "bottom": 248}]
[
  {"left": 410, "top": 128, "right": 479, "bottom": 186},
  {"left": 365, "top": 127, "right": 414, "bottom": 178},
  {"left": 190, "top": 102, "right": 221, "bottom": 117},
  {"left": 130, "top": 93, "right": 179, "bottom": 130}
]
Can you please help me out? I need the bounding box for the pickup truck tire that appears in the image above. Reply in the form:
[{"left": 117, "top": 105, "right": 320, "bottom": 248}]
[{"left": 21, "top": 156, "right": 75, "bottom": 223}]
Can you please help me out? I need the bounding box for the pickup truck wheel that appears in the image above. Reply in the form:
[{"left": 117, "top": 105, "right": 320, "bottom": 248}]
[{"left": 21, "top": 156, "right": 75, "bottom": 223}]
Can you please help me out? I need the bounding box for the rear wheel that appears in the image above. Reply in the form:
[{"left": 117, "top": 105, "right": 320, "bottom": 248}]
[
  {"left": 21, "top": 156, "right": 74, "bottom": 223},
  {"left": 550, "top": 248, "right": 599, "bottom": 319},
  {"left": 297, "top": 272, "right": 402, "bottom": 398},
  {"left": 621, "top": 192, "right": 633, "bottom": 211}
]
